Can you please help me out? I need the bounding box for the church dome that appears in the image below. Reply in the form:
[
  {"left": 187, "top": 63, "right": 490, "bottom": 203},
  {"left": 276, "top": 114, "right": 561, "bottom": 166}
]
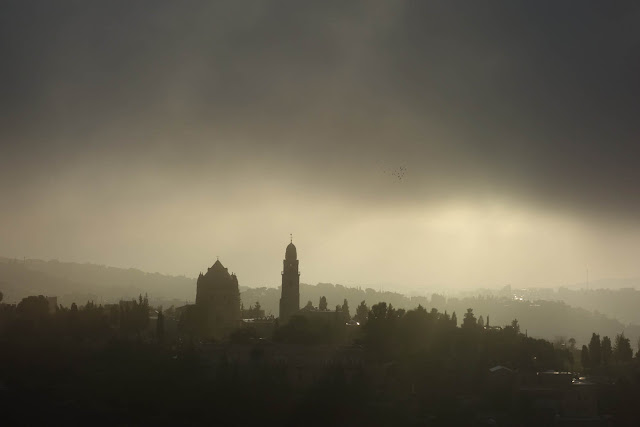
[{"left": 285, "top": 242, "right": 297, "bottom": 260}]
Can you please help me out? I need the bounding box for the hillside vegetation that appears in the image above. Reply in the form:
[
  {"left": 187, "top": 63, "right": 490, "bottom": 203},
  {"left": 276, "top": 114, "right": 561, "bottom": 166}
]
[{"left": 2, "top": 257, "right": 639, "bottom": 346}]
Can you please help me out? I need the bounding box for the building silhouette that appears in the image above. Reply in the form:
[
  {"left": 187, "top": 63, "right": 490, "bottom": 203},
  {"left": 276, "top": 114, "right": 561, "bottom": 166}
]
[
  {"left": 195, "top": 259, "right": 240, "bottom": 338},
  {"left": 279, "top": 239, "right": 300, "bottom": 321}
]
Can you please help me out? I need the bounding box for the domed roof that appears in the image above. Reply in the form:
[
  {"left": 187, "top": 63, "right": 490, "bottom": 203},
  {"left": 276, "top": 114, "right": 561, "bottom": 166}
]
[{"left": 285, "top": 242, "right": 297, "bottom": 260}]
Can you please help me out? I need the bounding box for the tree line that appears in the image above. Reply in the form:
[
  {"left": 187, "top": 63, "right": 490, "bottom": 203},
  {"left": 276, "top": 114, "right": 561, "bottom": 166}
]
[{"left": 581, "top": 332, "right": 634, "bottom": 369}]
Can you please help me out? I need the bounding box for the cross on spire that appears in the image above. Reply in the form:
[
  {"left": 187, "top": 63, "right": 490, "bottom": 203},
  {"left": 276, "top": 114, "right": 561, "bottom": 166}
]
[{"left": 290, "top": 233, "right": 293, "bottom": 243}]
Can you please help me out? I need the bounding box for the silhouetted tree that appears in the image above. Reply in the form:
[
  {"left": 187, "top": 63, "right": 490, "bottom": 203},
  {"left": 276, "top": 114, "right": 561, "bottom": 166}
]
[
  {"left": 342, "top": 299, "right": 350, "bottom": 320},
  {"left": 451, "top": 311, "right": 457, "bottom": 327},
  {"left": 613, "top": 333, "right": 633, "bottom": 363},
  {"left": 0, "top": 291, "right": 3, "bottom": 302},
  {"left": 305, "top": 300, "right": 313, "bottom": 310},
  {"left": 4, "top": 294, "right": 611, "bottom": 424},
  {"left": 581, "top": 345, "right": 590, "bottom": 369},
  {"left": 588, "top": 333, "right": 601, "bottom": 366},
  {"left": 510, "top": 319, "right": 520, "bottom": 334},
  {"left": 319, "top": 296, "right": 327, "bottom": 311},
  {"left": 462, "top": 308, "right": 476, "bottom": 329},
  {"left": 363, "top": 302, "right": 399, "bottom": 358},
  {"left": 486, "top": 315, "right": 489, "bottom": 328},
  {"left": 601, "top": 336, "right": 612, "bottom": 365},
  {"left": 17, "top": 295, "right": 49, "bottom": 326},
  {"left": 354, "top": 300, "right": 368, "bottom": 323},
  {"left": 117, "top": 296, "right": 150, "bottom": 338},
  {"left": 478, "top": 315, "right": 485, "bottom": 328},
  {"left": 568, "top": 337, "right": 576, "bottom": 350},
  {"left": 157, "top": 308, "right": 165, "bottom": 343}
]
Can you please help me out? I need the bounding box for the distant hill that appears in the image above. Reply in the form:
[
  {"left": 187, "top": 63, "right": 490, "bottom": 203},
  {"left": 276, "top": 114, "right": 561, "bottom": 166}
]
[
  {"left": 439, "top": 295, "right": 639, "bottom": 347},
  {"left": 0, "top": 257, "right": 422, "bottom": 311},
  {"left": 0, "top": 257, "right": 193, "bottom": 307},
  {"left": 240, "top": 282, "right": 426, "bottom": 318},
  {"left": 552, "top": 286, "right": 640, "bottom": 325},
  {"left": 242, "top": 283, "right": 640, "bottom": 346},
  {"left": 2, "top": 257, "right": 638, "bottom": 347},
  {"left": 566, "top": 277, "right": 640, "bottom": 290}
]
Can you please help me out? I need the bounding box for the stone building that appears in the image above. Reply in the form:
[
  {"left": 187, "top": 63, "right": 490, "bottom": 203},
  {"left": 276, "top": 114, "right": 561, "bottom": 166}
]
[
  {"left": 279, "top": 239, "right": 300, "bottom": 322},
  {"left": 195, "top": 259, "right": 241, "bottom": 338}
]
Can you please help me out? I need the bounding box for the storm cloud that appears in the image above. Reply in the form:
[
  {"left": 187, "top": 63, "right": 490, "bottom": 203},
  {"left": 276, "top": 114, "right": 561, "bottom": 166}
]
[{"left": 1, "top": 1, "right": 639, "bottom": 290}]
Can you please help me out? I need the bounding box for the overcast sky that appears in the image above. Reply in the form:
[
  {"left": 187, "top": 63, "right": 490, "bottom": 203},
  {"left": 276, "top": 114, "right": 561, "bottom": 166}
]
[{"left": 1, "top": 1, "right": 639, "bottom": 292}]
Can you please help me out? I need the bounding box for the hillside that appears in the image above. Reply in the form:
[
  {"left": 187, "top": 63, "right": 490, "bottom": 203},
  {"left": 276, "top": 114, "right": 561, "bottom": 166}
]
[
  {"left": 241, "top": 283, "right": 639, "bottom": 346},
  {"left": 0, "top": 257, "right": 193, "bottom": 307},
  {"left": 2, "top": 257, "right": 639, "bottom": 347}
]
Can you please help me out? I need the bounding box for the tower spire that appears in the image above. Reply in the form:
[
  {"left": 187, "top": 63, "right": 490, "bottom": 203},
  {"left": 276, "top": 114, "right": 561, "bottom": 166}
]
[
  {"left": 280, "top": 238, "right": 300, "bottom": 321},
  {"left": 290, "top": 233, "right": 293, "bottom": 243}
]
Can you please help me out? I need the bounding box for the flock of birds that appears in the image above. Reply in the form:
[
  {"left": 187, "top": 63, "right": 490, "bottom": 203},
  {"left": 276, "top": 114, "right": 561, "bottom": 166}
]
[{"left": 381, "top": 165, "right": 408, "bottom": 182}]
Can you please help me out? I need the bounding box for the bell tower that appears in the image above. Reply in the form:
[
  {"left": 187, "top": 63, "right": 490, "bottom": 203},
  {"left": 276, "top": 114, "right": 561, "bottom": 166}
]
[{"left": 279, "top": 235, "right": 300, "bottom": 321}]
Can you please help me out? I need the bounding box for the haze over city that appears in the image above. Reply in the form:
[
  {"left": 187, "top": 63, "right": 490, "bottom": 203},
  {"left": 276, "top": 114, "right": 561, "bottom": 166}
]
[
  {"left": 4, "top": 3, "right": 640, "bottom": 426},
  {"left": 2, "top": 1, "right": 639, "bottom": 290}
]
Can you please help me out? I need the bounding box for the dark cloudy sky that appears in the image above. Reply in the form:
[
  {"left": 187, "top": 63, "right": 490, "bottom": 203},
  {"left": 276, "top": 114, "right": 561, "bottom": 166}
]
[{"left": 1, "top": 1, "right": 639, "bottom": 291}]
